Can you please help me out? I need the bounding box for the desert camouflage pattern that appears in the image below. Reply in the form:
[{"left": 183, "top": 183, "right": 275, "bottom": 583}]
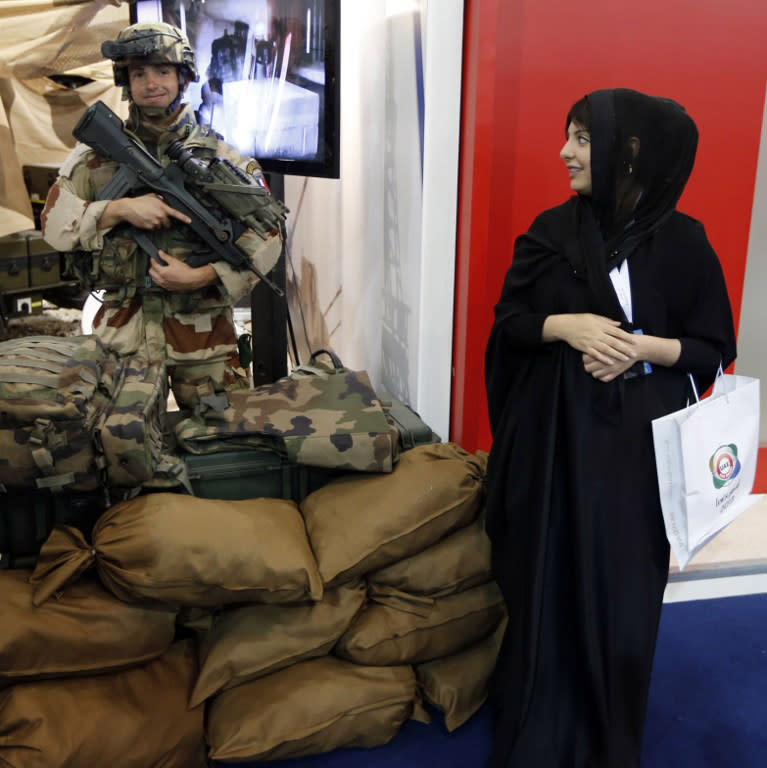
[
  {"left": 99, "top": 354, "right": 168, "bottom": 488},
  {"left": 41, "top": 103, "right": 281, "bottom": 410},
  {"left": 174, "top": 367, "right": 398, "bottom": 473},
  {"left": 105, "top": 22, "right": 199, "bottom": 90},
  {"left": 89, "top": 291, "right": 250, "bottom": 412},
  {"left": 0, "top": 335, "right": 117, "bottom": 492}
]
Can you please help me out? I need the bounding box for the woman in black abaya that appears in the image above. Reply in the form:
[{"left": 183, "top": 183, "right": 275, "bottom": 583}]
[{"left": 484, "top": 89, "right": 736, "bottom": 768}]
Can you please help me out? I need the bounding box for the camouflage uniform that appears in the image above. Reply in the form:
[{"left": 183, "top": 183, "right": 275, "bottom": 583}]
[{"left": 41, "top": 25, "right": 281, "bottom": 411}]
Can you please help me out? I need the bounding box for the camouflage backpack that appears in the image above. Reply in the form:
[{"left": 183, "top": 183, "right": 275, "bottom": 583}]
[
  {"left": 174, "top": 351, "right": 398, "bottom": 473},
  {"left": 98, "top": 353, "right": 169, "bottom": 489},
  {"left": 0, "top": 335, "right": 168, "bottom": 493}
]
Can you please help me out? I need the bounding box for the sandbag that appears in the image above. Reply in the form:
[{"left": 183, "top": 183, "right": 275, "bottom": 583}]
[
  {"left": 174, "top": 357, "right": 397, "bottom": 473},
  {"left": 416, "top": 618, "right": 507, "bottom": 731},
  {"left": 0, "top": 641, "right": 206, "bottom": 767},
  {"left": 0, "top": 335, "right": 118, "bottom": 492},
  {"left": 368, "top": 514, "right": 491, "bottom": 598},
  {"left": 0, "top": 570, "right": 176, "bottom": 686},
  {"left": 334, "top": 581, "right": 506, "bottom": 666},
  {"left": 191, "top": 581, "right": 366, "bottom": 707},
  {"left": 301, "top": 443, "right": 485, "bottom": 586},
  {"left": 207, "top": 656, "right": 424, "bottom": 763},
  {"left": 29, "top": 493, "right": 323, "bottom": 608}
]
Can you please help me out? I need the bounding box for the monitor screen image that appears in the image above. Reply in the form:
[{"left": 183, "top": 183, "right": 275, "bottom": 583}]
[{"left": 132, "top": 0, "right": 340, "bottom": 178}]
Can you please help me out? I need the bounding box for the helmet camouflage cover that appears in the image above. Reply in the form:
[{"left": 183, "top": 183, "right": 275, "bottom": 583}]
[{"left": 102, "top": 22, "right": 199, "bottom": 88}]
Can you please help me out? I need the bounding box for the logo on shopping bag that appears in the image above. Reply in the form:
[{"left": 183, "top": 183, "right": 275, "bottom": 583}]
[{"left": 709, "top": 444, "right": 741, "bottom": 489}]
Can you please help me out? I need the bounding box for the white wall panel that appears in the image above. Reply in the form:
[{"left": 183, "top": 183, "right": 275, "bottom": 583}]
[{"left": 736, "top": 85, "right": 767, "bottom": 443}]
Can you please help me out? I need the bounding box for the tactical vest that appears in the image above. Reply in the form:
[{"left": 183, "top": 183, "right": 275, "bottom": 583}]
[{"left": 69, "top": 105, "right": 282, "bottom": 310}]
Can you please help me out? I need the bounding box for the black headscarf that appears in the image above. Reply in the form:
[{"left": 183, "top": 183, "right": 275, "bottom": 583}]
[{"left": 572, "top": 89, "right": 699, "bottom": 317}]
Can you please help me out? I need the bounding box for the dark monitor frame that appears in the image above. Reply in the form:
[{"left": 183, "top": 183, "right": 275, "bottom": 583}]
[{"left": 129, "top": 0, "right": 341, "bottom": 179}]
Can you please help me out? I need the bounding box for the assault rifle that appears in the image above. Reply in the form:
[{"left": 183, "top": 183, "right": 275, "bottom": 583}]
[{"left": 72, "top": 101, "right": 286, "bottom": 297}]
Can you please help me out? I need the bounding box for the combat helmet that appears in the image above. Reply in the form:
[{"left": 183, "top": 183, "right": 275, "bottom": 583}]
[{"left": 102, "top": 22, "right": 199, "bottom": 94}]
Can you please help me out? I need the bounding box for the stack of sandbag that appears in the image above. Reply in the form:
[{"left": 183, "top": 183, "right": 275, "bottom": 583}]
[
  {"left": 0, "top": 493, "right": 325, "bottom": 766},
  {"left": 0, "top": 570, "right": 205, "bottom": 766},
  {"left": 202, "top": 443, "right": 507, "bottom": 763},
  {"left": 0, "top": 443, "right": 505, "bottom": 766}
]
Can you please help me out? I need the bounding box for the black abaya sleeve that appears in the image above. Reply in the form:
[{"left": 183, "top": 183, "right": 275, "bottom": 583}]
[
  {"left": 485, "top": 205, "right": 571, "bottom": 435},
  {"left": 667, "top": 217, "right": 737, "bottom": 391}
]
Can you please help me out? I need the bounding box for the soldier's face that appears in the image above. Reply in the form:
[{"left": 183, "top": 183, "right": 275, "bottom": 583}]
[{"left": 128, "top": 62, "right": 180, "bottom": 109}]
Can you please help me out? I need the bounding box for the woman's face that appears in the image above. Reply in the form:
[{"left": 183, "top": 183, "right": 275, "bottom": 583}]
[{"left": 560, "top": 121, "right": 592, "bottom": 196}]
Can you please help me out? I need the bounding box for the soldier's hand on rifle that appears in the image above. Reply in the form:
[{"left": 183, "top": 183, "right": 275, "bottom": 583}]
[
  {"left": 98, "top": 193, "right": 191, "bottom": 231},
  {"left": 149, "top": 251, "right": 219, "bottom": 292}
]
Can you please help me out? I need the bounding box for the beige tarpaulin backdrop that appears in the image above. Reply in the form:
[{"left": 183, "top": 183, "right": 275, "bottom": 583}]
[{"left": 0, "top": 0, "right": 130, "bottom": 237}]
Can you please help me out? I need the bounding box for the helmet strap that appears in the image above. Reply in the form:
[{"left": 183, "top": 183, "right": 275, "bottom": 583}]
[{"left": 166, "top": 70, "right": 187, "bottom": 113}]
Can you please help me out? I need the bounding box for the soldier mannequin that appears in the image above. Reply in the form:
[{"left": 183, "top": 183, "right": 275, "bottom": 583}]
[{"left": 42, "top": 22, "right": 281, "bottom": 411}]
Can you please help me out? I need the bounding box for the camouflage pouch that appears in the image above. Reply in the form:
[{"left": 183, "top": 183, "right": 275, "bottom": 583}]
[
  {"left": 0, "top": 335, "right": 120, "bottom": 492},
  {"left": 174, "top": 352, "right": 397, "bottom": 473},
  {"left": 94, "top": 232, "right": 141, "bottom": 290},
  {"left": 97, "top": 354, "right": 169, "bottom": 488},
  {"left": 63, "top": 234, "right": 140, "bottom": 294},
  {"left": 199, "top": 158, "right": 288, "bottom": 241}
]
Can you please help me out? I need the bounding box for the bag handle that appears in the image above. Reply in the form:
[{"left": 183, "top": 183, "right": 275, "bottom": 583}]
[
  {"left": 290, "top": 348, "right": 346, "bottom": 379},
  {"left": 687, "top": 362, "right": 725, "bottom": 405},
  {"left": 711, "top": 363, "right": 727, "bottom": 396},
  {"left": 688, "top": 373, "right": 700, "bottom": 404},
  {"left": 308, "top": 348, "right": 344, "bottom": 371}
]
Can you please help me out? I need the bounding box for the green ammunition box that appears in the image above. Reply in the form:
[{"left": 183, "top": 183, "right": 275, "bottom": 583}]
[
  {"left": 0, "top": 233, "right": 30, "bottom": 292},
  {"left": 26, "top": 230, "right": 61, "bottom": 287},
  {"left": 1, "top": 490, "right": 107, "bottom": 570},
  {"left": 183, "top": 450, "right": 340, "bottom": 503}
]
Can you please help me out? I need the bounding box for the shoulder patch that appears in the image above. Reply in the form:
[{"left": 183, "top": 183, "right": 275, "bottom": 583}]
[{"left": 58, "top": 143, "right": 96, "bottom": 179}]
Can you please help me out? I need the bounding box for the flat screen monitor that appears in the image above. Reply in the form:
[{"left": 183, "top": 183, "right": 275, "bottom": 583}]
[{"left": 131, "top": 0, "right": 340, "bottom": 178}]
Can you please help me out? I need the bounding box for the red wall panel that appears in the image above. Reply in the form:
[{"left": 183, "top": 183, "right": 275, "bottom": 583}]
[{"left": 452, "top": 0, "right": 767, "bottom": 452}]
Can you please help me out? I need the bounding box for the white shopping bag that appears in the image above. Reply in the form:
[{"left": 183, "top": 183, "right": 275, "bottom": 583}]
[{"left": 651, "top": 372, "right": 762, "bottom": 570}]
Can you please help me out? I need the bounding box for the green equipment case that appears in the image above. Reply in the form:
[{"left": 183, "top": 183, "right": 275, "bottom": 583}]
[
  {"left": 27, "top": 232, "right": 61, "bottom": 287},
  {"left": 0, "top": 490, "right": 107, "bottom": 570},
  {"left": 183, "top": 450, "right": 339, "bottom": 503},
  {"left": 0, "top": 233, "right": 30, "bottom": 293}
]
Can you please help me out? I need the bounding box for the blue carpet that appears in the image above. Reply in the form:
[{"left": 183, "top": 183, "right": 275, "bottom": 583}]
[
  {"left": 641, "top": 592, "right": 767, "bottom": 768},
  {"left": 218, "top": 592, "right": 767, "bottom": 768}
]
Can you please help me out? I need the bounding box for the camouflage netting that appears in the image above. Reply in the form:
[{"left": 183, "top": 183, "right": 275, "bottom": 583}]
[
  {"left": 0, "top": 0, "right": 130, "bottom": 237},
  {"left": 0, "top": 1, "right": 129, "bottom": 82}
]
